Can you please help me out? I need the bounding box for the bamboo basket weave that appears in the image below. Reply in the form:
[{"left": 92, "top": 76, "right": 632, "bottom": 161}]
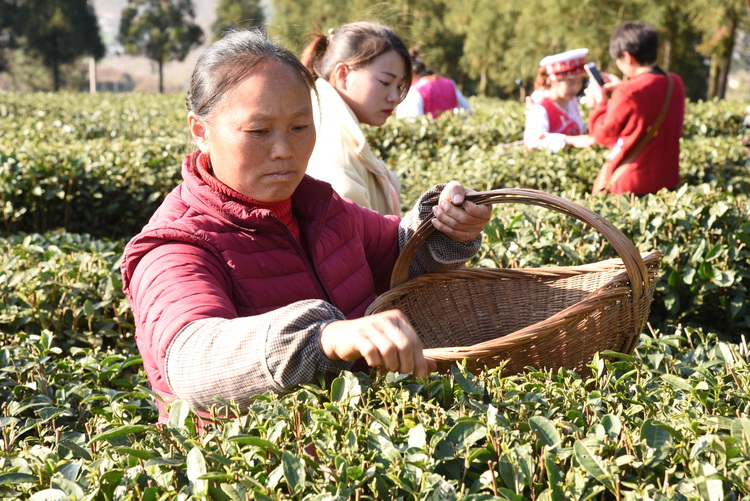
[{"left": 365, "top": 188, "right": 662, "bottom": 375}]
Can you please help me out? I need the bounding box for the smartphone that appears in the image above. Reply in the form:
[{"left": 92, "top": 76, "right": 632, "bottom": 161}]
[{"left": 584, "top": 62, "right": 605, "bottom": 86}]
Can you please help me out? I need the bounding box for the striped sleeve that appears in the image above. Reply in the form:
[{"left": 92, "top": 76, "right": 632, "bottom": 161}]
[{"left": 165, "top": 299, "right": 351, "bottom": 411}]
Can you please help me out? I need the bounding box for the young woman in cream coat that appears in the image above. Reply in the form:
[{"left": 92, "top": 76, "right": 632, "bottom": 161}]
[{"left": 301, "top": 21, "right": 411, "bottom": 216}]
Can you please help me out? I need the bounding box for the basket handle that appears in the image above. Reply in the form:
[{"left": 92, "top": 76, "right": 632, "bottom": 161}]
[{"left": 392, "top": 188, "right": 650, "bottom": 301}]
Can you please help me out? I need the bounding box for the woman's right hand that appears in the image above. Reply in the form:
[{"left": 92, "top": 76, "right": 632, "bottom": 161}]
[
  {"left": 588, "top": 72, "right": 621, "bottom": 105},
  {"left": 320, "top": 310, "right": 436, "bottom": 377}
]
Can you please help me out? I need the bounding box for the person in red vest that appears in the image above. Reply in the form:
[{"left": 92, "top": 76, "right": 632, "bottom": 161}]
[
  {"left": 120, "top": 29, "right": 493, "bottom": 423},
  {"left": 524, "top": 48, "right": 595, "bottom": 152},
  {"left": 588, "top": 22, "right": 685, "bottom": 195},
  {"left": 396, "top": 48, "right": 471, "bottom": 119}
]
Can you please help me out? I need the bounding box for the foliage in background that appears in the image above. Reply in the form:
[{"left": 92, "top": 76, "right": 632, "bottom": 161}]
[
  {"left": 267, "top": 0, "right": 744, "bottom": 100},
  {"left": 0, "top": 92, "right": 187, "bottom": 238},
  {"left": 691, "top": 0, "right": 748, "bottom": 99},
  {"left": 0, "top": 0, "right": 21, "bottom": 73},
  {"left": 5, "top": 0, "right": 104, "bottom": 91},
  {"left": 0, "top": 0, "right": 746, "bottom": 97},
  {"left": 118, "top": 0, "right": 204, "bottom": 93},
  {"left": 211, "top": 0, "right": 266, "bottom": 41}
]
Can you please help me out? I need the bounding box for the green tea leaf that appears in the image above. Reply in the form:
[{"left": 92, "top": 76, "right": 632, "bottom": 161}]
[
  {"left": 408, "top": 424, "right": 427, "bottom": 449},
  {"left": 703, "top": 244, "right": 723, "bottom": 261},
  {"left": 660, "top": 374, "right": 692, "bottom": 392},
  {"left": 29, "top": 489, "right": 68, "bottom": 501},
  {"left": 167, "top": 399, "right": 190, "bottom": 429},
  {"left": 187, "top": 447, "right": 208, "bottom": 496},
  {"left": 544, "top": 453, "right": 564, "bottom": 501},
  {"left": 368, "top": 422, "right": 401, "bottom": 464},
  {"left": 83, "top": 299, "right": 95, "bottom": 317},
  {"left": 451, "top": 366, "right": 480, "bottom": 396},
  {"left": 89, "top": 425, "right": 147, "bottom": 443},
  {"left": 0, "top": 472, "right": 39, "bottom": 485},
  {"left": 282, "top": 450, "right": 306, "bottom": 494},
  {"left": 573, "top": 441, "right": 616, "bottom": 494},
  {"left": 51, "top": 476, "right": 85, "bottom": 499},
  {"left": 693, "top": 462, "right": 723, "bottom": 501},
  {"left": 731, "top": 417, "right": 750, "bottom": 456},
  {"left": 113, "top": 447, "right": 157, "bottom": 460},
  {"left": 445, "top": 419, "right": 486, "bottom": 448},
  {"left": 529, "top": 416, "right": 560, "bottom": 451},
  {"left": 600, "top": 414, "right": 622, "bottom": 440},
  {"left": 58, "top": 439, "right": 92, "bottom": 460},
  {"left": 227, "top": 435, "right": 276, "bottom": 449},
  {"left": 640, "top": 420, "right": 673, "bottom": 465}
]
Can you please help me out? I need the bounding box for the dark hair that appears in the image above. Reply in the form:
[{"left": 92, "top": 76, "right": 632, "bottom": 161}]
[
  {"left": 608, "top": 21, "right": 658, "bottom": 65},
  {"left": 300, "top": 21, "right": 412, "bottom": 101},
  {"left": 187, "top": 28, "right": 317, "bottom": 121},
  {"left": 533, "top": 66, "right": 550, "bottom": 90},
  {"left": 409, "top": 47, "right": 432, "bottom": 78}
]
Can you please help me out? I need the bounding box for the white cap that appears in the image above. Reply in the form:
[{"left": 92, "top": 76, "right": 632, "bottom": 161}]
[{"left": 539, "top": 48, "right": 589, "bottom": 80}]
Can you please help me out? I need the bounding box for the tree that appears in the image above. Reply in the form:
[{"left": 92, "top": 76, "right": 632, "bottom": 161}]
[
  {"left": 119, "top": 0, "right": 204, "bottom": 93},
  {"left": 212, "top": 0, "right": 266, "bottom": 41},
  {"left": 689, "top": 0, "right": 750, "bottom": 99},
  {"left": 448, "top": 0, "right": 516, "bottom": 97},
  {"left": 270, "top": 0, "right": 353, "bottom": 53},
  {"left": 267, "top": 0, "right": 741, "bottom": 100},
  {"left": 652, "top": 1, "right": 709, "bottom": 101},
  {"left": 16, "top": 0, "right": 104, "bottom": 91},
  {"left": 0, "top": 0, "right": 22, "bottom": 73}
]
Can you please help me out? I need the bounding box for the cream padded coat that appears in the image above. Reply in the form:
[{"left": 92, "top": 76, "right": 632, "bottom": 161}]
[{"left": 306, "top": 79, "right": 401, "bottom": 216}]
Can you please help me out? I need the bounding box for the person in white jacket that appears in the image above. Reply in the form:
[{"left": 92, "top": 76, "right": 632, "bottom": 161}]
[
  {"left": 301, "top": 21, "right": 412, "bottom": 216},
  {"left": 524, "top": 48, "right": 595, "bottom": 153},
  {"left": 396, "top": 47, "right": 471, "bottom": 120}
]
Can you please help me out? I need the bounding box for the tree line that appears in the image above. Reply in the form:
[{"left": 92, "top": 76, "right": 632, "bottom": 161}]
[{"left": 0, "top": 0, "right": 745, "bottom": 100}]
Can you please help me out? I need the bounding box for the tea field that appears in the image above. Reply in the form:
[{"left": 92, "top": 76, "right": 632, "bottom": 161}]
[{"left": 0, "top": 92, "right": 749, "bottom": 499}]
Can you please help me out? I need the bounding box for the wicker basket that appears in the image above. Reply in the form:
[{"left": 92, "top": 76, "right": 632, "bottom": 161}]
[{"left": 365, "top": 188, "right": 662, "bottom": 375}]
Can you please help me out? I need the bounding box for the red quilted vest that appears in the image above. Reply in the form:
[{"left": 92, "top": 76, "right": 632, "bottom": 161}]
[{"left": 121, "top": 151, "right": 400, "bottom": 408}]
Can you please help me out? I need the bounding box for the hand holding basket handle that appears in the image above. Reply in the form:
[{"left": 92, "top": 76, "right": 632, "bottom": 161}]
[
  {"left": 429, "top": 181, "right": 493, "bottom": 243},
  {"left": 368, "top": 188, "right": 662, "bottom": 376}
]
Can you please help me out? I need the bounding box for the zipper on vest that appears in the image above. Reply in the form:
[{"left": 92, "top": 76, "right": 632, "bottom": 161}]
[{"left": 270, "top": 215, "right": 333, "bottom": 304}]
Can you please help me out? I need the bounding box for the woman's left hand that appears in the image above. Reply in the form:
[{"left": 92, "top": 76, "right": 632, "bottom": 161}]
[{"left": 431, "top": 181, "right": 492, "bottom": 242}]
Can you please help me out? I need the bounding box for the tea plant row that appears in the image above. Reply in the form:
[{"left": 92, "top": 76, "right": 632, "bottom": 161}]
[{"left": 0, "top": 93, "right": 749, "bottom": 499}]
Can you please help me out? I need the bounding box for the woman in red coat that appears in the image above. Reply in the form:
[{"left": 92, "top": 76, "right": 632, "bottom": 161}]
[{"left": 588, "top": 21, "right": 685, "bottom": 195}]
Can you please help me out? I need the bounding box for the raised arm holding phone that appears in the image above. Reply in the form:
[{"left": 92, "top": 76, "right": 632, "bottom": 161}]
[{"left": 523, "top": 49, "right": 596, "bottom": 153}]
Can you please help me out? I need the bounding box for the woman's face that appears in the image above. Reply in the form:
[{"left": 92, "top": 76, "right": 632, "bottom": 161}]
[
  {"left": 333, "top": 50, "right": 406, "bottom": 126},
  {"left": 189, "top": 60, "right": 316, "bottom": 203},
  {"left": 551, "top": 75, "right": 584, "bottom": 101}
]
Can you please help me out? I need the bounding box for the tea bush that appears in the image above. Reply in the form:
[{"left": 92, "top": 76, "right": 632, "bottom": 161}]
[
  {"left": 2, "top": 323, "right": 749, "bottom": 499},
  {"left": 1, "top": 92, "right": 750, "bottom": 499},
  {"left": 0, "top": 232, "right": 131, "bottom": 350}
]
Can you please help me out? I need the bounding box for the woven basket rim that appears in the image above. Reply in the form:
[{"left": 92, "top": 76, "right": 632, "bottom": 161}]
[
  {"left": 391, "top": 188, "right": 651, "bottom": 301},
  {"left": 367, "top": 189, "right": 662, "bottom": 373},
  {"left": 368, "top": 250, "right": 662, "bottom": 356}
]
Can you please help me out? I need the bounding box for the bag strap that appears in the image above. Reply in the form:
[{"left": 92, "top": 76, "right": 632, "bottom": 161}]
[{"left": 603, "top": 73, "right": 675, "bottom": 190}]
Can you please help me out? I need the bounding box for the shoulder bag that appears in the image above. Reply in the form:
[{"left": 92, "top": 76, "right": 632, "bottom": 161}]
[{"left": 592, "top": 73, "right": 675, "bottom": 195}]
